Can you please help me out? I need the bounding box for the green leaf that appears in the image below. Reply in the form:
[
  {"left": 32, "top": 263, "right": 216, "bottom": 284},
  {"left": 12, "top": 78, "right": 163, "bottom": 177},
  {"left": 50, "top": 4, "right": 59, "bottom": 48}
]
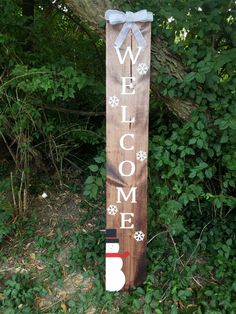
[
  {"left": 68, "top": 300, "right": 76, "bottom": 308},
  {"left": 95, "top": 177, "right": 103, "bottom": 187},
  {"left": 183, "top": 72, "right": 196, "bottom": 83},
  {"left": 220, "top": 132, "right": 228, "bottom": 143},
  {"left": 168, "top": 89, "right": 175, "bottom": 97},
  {"left": 133, "top": 299, "right": 141, "bottom": 309},
  {"left": 196, "top": 72, "right": 205, "bottom": 83},
  {"left": 206, "top": 93, "right": 216, "bottom": 102},
  {"left": 171, "top": 304, "right": 178, "bottom": 314},
  {"left": 196, "top": 139, "right": 203, "bottom": 148},
  {"left": 98, "top": 19, "right": 105, "bottom": 28},
  {"left": 100, "top": 167, "right": 106, "bottom": 176},
  {"left": 144, "top": 304, "right": 151, "bottom": 314},
  {"left": 94, "top": 156, "right": 105, "bottom": 163},
  {"left": 85, "top": 176, "right": 94, "bottom": 184},
  {"left": 145, "top": 294, "right": 152, "bottom": 304},
  {"left": 88, "top": 164, "right": 99, "bottom": 172},
  {"left": 189, "top": 138, "right": 196, "bottom": 145},
  {"left": 205, "top": 168, "right": 213, "bottom": 179},
  {"left": 199, "top": 162, "right": 208, "bottom": 169},
  {"left": 189, "top": 170, "right": 196, "bottom": 178}
]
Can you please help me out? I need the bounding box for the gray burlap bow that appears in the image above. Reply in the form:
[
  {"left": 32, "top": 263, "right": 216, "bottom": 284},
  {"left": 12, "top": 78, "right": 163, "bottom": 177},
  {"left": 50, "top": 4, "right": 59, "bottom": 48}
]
[{"left": 105, "top": 10, "right": 153, "bottom": 48}]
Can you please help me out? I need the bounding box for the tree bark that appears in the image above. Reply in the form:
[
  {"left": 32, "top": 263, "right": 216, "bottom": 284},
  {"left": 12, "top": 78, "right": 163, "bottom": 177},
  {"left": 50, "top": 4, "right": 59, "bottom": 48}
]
[{"left": 65, "top": 0, "right": 197, "bottom": 120}]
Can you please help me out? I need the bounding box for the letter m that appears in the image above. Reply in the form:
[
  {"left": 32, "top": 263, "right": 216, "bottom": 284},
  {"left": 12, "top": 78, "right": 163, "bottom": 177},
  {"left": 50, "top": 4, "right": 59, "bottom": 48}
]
[{"left": 116, "top": 187, "right": 137, "bottom": 203}]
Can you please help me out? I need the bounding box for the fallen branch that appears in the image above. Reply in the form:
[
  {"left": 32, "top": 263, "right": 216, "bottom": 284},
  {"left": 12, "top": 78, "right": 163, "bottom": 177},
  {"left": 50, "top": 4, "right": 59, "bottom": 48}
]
[{"left": 40, "top": 104, "right": 105, "bottom": 117}]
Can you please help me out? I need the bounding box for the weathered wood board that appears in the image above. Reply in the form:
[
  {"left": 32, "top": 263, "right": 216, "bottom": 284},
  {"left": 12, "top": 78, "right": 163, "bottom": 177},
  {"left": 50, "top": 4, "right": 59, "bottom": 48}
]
[{"left": 106, "top": 20, "right": 151, "bottom": 291}]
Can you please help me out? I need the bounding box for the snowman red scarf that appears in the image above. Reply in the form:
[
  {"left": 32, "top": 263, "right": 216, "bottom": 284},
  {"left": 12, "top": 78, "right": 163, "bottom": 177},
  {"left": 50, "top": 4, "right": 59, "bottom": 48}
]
[{"left": 106, "top": 251, "right": 130, "bottom": 258}]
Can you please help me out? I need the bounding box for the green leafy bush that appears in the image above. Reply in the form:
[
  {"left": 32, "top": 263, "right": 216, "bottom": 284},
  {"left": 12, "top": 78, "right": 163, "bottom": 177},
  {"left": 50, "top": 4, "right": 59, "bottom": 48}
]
[
  {"left": 84, "top": 151, "right": 106, "bottom": 199},
  {"left": 1, "top": 273, "right": 46, "bottom": 313}
]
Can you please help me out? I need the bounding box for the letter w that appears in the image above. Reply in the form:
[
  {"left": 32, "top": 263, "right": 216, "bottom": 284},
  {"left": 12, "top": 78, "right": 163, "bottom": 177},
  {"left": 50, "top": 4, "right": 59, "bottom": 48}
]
[{"left": 115, "top": 47, "right": 142, "bottom": 65}]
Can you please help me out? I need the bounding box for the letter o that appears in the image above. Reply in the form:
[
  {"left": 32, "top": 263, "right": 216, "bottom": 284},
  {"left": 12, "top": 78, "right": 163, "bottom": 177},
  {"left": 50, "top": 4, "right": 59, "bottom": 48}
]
[{"left": 119, "top": 160, "right": 135, "bottom": 177}]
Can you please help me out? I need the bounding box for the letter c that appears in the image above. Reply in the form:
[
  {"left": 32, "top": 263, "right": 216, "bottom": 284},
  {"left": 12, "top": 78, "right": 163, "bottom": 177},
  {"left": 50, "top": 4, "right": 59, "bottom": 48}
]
[{"left": 120, "top": 134, "right": 134, "bottom": 151}]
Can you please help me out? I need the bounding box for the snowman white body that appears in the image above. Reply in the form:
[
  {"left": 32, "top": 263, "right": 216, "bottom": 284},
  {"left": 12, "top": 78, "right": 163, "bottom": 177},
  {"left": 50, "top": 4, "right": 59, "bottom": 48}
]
[{"left": 106, "top": 243, "right": 126, "bottom": 291}]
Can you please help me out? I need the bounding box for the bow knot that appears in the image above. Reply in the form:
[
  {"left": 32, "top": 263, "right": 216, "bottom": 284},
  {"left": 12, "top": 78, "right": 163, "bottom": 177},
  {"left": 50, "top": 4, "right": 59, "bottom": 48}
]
[
  {"left": 126, "top": 11, "right": 135, "bottom": 23},
  {"left": 105, "top": 9, "right": 153, "bottom": 48}
]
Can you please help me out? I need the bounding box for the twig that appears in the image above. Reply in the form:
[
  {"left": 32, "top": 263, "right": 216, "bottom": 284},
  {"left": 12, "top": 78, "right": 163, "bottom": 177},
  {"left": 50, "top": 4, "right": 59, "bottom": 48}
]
[
  {"left": 48, "top": 135, "right": 62, "bottom": 185},
  {"left": 23, "top": 188, "right": 27, "bottom": 214},
  {"left": 19, "top": 171, "right": 25, "bottom": 197},
  {"left": 0, "top": 131, "right": 17, "bottom": 165},
  {"left": 147, "top": 231, "right": 168, "bottom": 244},
  {"left": 192, "top": 276, "right": 203, "bottom": 287},
  {"left": 224, "top": 207, "right": 234, "bottom": 217},
  {"left": 82, "top": 197, "right": 104, "bottom": 210},
  {"left": 0, "top": 71, "right": 47, "bottom": 91},
  {"left": 184, "top": 221, "right": 211, "bottom": 268},
  {"left": 168, "top": 230, "right": 185, "bottom": 268},
  {"left": 197, "top": 197, "right": 202, "bottom": 215},
  {"left": 10, "top": 172, "right": 17, "bottom": 209},
  {"left": 18, "top": 171, "right": 25, "bottom": 216},
  {"left": 41, "top": 300, "right": 61, "bottom": 312}
]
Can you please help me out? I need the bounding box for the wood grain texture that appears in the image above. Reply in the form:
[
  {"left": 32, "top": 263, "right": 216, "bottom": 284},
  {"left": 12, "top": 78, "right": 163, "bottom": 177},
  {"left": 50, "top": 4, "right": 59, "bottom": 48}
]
[{"left": 106, "top": 21, "right": 151, "bottom": 290}]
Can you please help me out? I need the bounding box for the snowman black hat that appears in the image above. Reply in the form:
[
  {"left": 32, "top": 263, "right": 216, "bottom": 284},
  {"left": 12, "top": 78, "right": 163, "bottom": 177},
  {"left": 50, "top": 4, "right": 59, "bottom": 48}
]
[{"left": 106, "top": 229, "right": 119, "bottom": 243}]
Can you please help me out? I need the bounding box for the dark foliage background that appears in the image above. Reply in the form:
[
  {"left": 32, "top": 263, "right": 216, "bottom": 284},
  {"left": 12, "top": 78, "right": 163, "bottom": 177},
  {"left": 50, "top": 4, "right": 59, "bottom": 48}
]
[{"left": 0, "top": 0, "right": 236, "bottom": 313}]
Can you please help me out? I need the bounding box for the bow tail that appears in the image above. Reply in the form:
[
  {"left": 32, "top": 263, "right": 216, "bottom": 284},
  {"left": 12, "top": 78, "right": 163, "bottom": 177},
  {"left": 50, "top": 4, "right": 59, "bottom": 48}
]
[
  {"left": 131, "top": 23, "right": 146, "bottom": 48},
  {"left": 114, "top": 23, "right": 131, "bottom": 48}
]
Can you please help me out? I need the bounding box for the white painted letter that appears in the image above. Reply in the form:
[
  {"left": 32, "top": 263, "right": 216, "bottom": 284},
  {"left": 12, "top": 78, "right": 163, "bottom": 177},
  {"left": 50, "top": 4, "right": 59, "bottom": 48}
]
[
  {"left": 120, "top": 134, "right": 134, "bottom": 151},
  {"left": 120, "top": 213, "right": 134, "bottom": 229},
  {"left": 116, "top": 187, "right": 137, "bottom": 203},
  {"left": 121, "top": 77, "right": 135, "bottom": 95},
  {"left": 115, "top": 46, "right": 142, "bottom": 65},
  {"left": 119, "top": 160, "right": 135, "bottom": 177},
  {"left": 121, "top": 106, "right": 135, "bottom": 123}
]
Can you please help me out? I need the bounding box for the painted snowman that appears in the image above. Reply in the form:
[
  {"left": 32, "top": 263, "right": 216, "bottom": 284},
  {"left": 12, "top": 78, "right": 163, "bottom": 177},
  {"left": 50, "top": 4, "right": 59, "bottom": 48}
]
[{"left": 106, "top": 229, "right": 130, "bottom": 291}]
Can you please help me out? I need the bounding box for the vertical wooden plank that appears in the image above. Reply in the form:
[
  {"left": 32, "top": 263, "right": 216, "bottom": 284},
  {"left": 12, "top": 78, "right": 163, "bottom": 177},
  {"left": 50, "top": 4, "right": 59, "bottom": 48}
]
[{"left": 106, "top": 20, "right": 151, "bottom": 291}]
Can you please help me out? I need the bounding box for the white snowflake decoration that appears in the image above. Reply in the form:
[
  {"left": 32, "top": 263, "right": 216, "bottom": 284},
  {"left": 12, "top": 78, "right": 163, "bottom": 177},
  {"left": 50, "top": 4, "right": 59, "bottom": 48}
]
[
  {"left": 41, "top": 192, "right": 48, "bottom": 199},
  {"left": 134, "top": 231, "right": 145, "bottom": 242},
  {"left": 107, "top": 204, "right": 118, "bottom": 215},
  {"left": 136, "top": 150, "right": 147, "bottom": 161},
  {"left": 137, "top": 63, "right": 149, "bottom": 75},
  {"left": 108, "top": 96, "right": 119, "bottom": 108}
]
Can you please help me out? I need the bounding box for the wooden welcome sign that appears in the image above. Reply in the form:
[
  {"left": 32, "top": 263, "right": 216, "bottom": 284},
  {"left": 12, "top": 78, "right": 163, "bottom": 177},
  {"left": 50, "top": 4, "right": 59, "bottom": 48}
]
[{"left": 105, "top": 10, "right": 153, "bottom": 291}]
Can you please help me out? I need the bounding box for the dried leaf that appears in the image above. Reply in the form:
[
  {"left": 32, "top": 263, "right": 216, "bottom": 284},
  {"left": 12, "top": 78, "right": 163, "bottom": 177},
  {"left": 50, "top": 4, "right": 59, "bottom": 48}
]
[
  {"left": 61, "top": 302, "right": 67, "bottom": 311},
  {"left": 30, "top": 253, "right": 36, "bottom": 260}
]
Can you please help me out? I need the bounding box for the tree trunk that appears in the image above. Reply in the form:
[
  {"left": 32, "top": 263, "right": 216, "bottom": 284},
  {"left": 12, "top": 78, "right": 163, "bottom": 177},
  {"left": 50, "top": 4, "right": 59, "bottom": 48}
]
[
  {"left": 65, "top": 0, "right": 197, "bottom": 120},
  {"left": 22, "top": 0, "right": 35, "bottom": 21},
  {"left": 22, "top": 0, "right": 35, "bottom": 51}
]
